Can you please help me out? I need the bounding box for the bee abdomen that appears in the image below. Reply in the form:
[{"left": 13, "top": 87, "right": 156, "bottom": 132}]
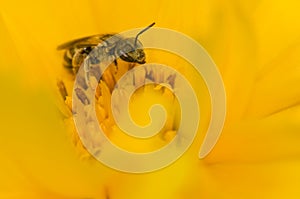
[{"left": 63, "top": 49, "right": 75, "bottom": 69}]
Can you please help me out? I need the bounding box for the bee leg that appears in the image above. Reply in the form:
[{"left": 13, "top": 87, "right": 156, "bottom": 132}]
[
  {"left": 113, "top": 59, "right": 118, "bottom": 74},
  {"left": 85, "top": 71, "right": 90, "bottom": 86},
  {"left": 84, "top": 58, "right": 90, "bottom": 85}
]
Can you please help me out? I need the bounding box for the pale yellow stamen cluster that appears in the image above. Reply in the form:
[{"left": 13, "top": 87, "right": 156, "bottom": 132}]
[{"left": 58, "top": 59, "right": 180, "bottom": 158}]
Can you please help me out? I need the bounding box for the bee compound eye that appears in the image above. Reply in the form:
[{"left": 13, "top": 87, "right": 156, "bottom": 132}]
[{"left": 123, "top": 44, "right": 134, "bottom": 52}]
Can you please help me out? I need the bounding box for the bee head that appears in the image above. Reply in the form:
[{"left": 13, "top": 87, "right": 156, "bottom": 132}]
[
  {"left": 116, "top": 22, "right": 155, "bottom": 64},
  {"left": 116, "top": 38, "right": 146, "bottom": 64}
]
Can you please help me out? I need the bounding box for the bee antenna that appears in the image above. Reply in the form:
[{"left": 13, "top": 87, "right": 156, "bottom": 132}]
[{"left": 134, "top": 22, "right": 155, "bottom": 47}]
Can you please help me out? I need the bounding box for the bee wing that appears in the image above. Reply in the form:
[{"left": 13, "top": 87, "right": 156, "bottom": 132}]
[{"left": 57, "top": 34, "right": 114, "bottom": 50}]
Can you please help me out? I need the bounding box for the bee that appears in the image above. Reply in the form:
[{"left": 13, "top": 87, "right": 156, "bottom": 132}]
[
  {"left": 57, "top": 22, "right": 155, "bottom": 110},
  {"left": 57, "top": 22, "right": 155, "bottom": 79}
]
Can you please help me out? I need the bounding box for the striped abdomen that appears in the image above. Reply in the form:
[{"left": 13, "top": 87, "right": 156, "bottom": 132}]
[{"left": 63, "top": 46, "right": 94, "bottom": 74}]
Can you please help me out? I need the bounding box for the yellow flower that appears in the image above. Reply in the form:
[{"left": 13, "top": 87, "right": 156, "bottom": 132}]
[{"left": 1, "top": 0, "right": 300, "bottom": 198}]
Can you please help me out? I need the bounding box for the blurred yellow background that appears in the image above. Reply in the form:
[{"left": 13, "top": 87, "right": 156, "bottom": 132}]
[{"left": 0, "top": 0, "right": 300, "bottom": 198}]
